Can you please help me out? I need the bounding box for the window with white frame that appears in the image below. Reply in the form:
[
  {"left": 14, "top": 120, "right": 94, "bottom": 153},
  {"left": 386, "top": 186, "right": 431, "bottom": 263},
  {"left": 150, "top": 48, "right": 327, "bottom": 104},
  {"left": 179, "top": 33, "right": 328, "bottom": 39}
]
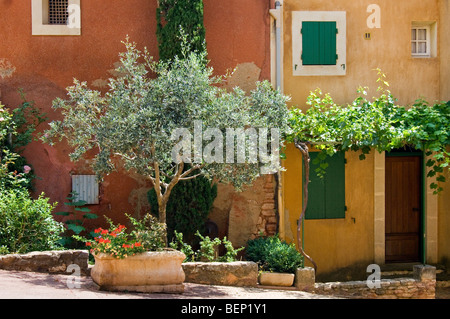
[
  {"left": 292, "top": 11, "right": 346, "bottom": 76},
  {"left": 411, "top": 26, "right": 430, "bottom": 57},
  {"left": 411, "top": 22, "right": 437, "bottom": 58},
  {"left": 32, "top": 0, "right": 81, "bottom": 36}
]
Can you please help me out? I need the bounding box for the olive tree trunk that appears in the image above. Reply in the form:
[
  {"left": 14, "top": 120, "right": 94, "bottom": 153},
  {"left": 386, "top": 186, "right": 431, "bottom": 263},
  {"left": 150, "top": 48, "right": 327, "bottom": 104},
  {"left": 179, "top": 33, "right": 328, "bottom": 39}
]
[{"left": 294, "top": 140, "right": 317, "bottom": 273}]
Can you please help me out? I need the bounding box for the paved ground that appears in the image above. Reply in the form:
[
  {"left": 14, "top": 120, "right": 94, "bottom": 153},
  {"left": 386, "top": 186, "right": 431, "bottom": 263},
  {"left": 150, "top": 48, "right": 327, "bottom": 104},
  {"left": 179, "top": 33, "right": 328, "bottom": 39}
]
[
  {"left": 0, "top": 269, "right": 335, "bottom": 299},
  {"left": 1, "top": 269, "right": 449, "bottom": 300}
]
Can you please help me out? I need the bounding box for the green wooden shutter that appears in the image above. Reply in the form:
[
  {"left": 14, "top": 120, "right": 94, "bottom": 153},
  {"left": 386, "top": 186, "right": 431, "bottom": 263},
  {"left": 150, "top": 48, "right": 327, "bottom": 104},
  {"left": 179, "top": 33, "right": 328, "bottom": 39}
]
[
  {"left": 305, "top": 155, "right": 326, "bottom": 219},
  {"left": 305, "top": 152, "right": 345, "bottom": 219},
  {"left": 324, "top": 151, "right": 345, "bottom": 218},
  {"left": 301, "top": 22, "right": 321, "bottom": 65},
  {"left": 301, "top": 21, "right": 337, "bottom": 65},
  {"left": 319, "top": 22, "right": 337, "bottom": 65}
]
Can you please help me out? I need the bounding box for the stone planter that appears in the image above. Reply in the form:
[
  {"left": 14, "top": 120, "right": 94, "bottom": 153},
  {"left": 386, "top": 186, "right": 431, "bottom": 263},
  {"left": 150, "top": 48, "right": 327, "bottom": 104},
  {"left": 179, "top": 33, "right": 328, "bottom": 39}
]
[
  {"left": 91, "top": 249, "right": 186, "bottom": 293},
  {"left": 258, "top": 272, "right": 295, "bottom": 287},
  {"left": 183, "top": 261, "right": 258, "bottom": 287}
]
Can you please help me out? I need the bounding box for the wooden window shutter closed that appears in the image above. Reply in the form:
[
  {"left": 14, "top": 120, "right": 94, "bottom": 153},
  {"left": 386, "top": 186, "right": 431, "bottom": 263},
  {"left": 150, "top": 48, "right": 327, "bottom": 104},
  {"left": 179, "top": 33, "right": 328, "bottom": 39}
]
[
  {"left": 305, "top": 152, "right": 345, "bottom": 219},
  {"left": 302, "top": 21, "right": 337, "bottom": 65}
]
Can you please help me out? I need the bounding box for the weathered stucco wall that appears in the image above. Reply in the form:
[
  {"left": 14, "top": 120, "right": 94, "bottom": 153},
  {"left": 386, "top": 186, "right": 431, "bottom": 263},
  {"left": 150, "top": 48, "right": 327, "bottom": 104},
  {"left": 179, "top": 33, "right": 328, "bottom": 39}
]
[
  {"left": 283, "top": 0, "right": 442, "bottom": 109},
  {"left": 0, "top": 0, "right": 274, "bottom": 239},
  {"left": 281, "top": 0, "right": 449, "bottom": 276},
  {"left": 437, "top": 1, "right": 450, "bottom": 268},
  {"left": 439, "top": 0, "right": 450, "bottom": 102},
  {"left": 283, "top": 145, "right": 376, "bottom": 275}
]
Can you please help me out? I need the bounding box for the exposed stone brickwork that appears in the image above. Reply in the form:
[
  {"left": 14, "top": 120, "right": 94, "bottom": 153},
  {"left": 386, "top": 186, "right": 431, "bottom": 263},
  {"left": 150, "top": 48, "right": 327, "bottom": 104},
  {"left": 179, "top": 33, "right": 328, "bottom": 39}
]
[
  {"left": 313, "top": 265, "right": 436, "bottom": 299},
  {"left": 254, "top": 174, "right": 278, "bottom": 237}
]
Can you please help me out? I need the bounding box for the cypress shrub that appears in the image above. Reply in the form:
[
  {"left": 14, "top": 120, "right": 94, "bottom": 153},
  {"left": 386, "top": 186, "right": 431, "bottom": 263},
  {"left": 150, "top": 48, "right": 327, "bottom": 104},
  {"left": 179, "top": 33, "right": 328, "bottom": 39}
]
[
  {"left": 147, "top": 175, "right": 217, "bottom": 245},
  {"left": 156, "top": 0, "right": 206, "bottom": 62}
]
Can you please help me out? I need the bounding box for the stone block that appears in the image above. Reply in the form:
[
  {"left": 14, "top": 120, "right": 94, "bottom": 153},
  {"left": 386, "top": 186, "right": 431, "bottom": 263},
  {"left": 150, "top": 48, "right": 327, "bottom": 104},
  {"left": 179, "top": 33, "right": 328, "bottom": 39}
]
[
  {"left": 0, "top": 250, "right": 89, "bottom": 275},
  {"left": 183, "top": 261, "right": 258, "bottom": 287},
  {"left": 413, "top": 265, "right": 436, "bottom": 282},
  {"left": 265, "top": 224, "right": 277, "bottom": 233},
  {"left": 261, "top": 203, "right": 275, "bottom": 210},
  {"left": 294, "top": 267, "right": 315, "bottom": 291}
]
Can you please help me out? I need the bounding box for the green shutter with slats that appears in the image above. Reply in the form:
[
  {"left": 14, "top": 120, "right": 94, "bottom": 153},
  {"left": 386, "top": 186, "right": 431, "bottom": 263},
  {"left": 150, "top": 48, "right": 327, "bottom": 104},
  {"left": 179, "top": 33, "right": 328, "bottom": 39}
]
[
  {"left": 305, "top": 151, "right": 345, "bottom": 219},
  {"left": 301, "top": 21, "right": 337, "bottom": 66},
  {"left": 305, "top": 158, "right": 326, "bottom": 219}
]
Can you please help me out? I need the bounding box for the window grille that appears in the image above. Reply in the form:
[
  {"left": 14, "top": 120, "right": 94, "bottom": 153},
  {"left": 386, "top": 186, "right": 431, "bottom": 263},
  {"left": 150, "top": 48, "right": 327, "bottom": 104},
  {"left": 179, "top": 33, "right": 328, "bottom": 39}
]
[{"left": 48, "top": 0, "right": 69, "bottom": 25}]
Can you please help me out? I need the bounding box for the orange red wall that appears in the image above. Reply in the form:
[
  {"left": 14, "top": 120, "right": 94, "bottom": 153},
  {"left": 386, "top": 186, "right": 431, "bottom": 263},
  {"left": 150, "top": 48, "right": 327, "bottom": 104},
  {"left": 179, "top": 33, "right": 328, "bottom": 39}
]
[{"left": 0, "top": 0, "right": 273, "bottom": 227}]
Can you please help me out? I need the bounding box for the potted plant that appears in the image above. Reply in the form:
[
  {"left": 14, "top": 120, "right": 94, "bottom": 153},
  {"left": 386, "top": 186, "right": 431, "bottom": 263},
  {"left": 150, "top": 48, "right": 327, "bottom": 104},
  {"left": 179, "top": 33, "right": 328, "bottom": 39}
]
[
  {"left": 74, "top": 214, "right": 186, "bottom": 293},
  {"left": 246, "top": 235, "right": 304, "bottom": 287}
]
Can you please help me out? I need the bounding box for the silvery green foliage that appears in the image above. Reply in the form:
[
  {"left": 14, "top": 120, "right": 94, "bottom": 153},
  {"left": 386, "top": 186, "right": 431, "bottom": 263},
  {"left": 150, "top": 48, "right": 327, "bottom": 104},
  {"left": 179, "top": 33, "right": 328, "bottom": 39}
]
[{"left": 43, "top": 39, "right": 290, "bottom": 219}]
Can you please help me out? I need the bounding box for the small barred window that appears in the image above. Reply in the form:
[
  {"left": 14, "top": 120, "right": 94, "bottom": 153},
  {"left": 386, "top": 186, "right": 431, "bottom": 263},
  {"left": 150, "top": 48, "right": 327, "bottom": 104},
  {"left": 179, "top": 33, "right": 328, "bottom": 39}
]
[
  {"left": 31, "top": 0, "right": 81, "bottom": 36},
  {"left": 48, "top": 0, "right": 69, "bottom": 25}
]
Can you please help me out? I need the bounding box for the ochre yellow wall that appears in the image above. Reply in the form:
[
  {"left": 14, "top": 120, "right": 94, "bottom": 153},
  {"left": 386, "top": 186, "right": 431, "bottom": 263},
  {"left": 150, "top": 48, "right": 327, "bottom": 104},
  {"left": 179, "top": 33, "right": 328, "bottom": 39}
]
[
  {"left": 282, "top": 145, "right": 375, "bottom": 275},
  {"left": 281, "top": 0, "right": 449, "bottom": 275},
  {"left": 283, "top": 0, "right": 442, "bottom": 110},
  {"left": 439, "top": 152, "right": 450, "bottom": 266},
  {"left": 439, "top": 0, "right": 450, "bottom": 102}
]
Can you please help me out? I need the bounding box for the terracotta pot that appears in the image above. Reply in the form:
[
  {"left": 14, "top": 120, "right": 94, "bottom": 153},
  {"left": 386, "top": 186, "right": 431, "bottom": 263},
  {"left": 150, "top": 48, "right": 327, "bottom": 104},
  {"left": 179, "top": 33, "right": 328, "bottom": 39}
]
[{"left": 91, "top": 249, "right": 186, "bottom": 293}]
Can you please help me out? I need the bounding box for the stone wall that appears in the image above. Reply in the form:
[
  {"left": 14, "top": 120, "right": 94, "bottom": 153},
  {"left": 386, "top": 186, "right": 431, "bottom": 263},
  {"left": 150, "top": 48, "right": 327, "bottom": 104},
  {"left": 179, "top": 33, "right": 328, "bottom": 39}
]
[
  {"left": 0, "top": 250, "right": 89, "bottom": 275},
  {"left": 255, "top": 174, "right": 278, "bottom": 237},
  {"left": 227, "top": 174, "right": 279, "bottom": 248},
  {"left": 313, "top": 265, "right": 436, "bottom": 299}
]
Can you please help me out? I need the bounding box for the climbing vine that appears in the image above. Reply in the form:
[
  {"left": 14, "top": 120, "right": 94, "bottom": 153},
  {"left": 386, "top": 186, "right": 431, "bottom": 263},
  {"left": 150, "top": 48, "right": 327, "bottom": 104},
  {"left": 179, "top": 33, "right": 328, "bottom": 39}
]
[
  {"left": 286, "top": 70, "right": 450, "bottom": 270},
  {"left": 287, "top": 70, "right": 449, "bottom": 192},
  {"left": 156, "top": 0, "right": 206, "bottom": 62}
]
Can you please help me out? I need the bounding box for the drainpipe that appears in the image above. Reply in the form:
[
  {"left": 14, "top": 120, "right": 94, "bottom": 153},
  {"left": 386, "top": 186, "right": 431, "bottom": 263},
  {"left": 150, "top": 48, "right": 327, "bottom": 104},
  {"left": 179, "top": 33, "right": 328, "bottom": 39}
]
[
  {"left": 269, "top": 1, "right": 285, "bottom": 240},
  {"left": 269, "top": 1, "right": 283, "bottom": 91}
]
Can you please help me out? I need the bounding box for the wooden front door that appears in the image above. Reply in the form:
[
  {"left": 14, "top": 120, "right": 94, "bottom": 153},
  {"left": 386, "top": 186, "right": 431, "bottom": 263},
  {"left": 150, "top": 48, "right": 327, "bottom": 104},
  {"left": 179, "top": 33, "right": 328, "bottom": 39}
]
[{"left": 385, "top": 155, "right": 422, "bottom": 263}]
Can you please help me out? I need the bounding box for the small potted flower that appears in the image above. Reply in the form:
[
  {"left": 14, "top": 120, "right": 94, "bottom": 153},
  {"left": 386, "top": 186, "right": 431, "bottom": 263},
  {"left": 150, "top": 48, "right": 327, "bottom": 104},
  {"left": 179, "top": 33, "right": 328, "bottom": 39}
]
[{"left": 74, "top": 213, "right": 186, "bottom": 293}]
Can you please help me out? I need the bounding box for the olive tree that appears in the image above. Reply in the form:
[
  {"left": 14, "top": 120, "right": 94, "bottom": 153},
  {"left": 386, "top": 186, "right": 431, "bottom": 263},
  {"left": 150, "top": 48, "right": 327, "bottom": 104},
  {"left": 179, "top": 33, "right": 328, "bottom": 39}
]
[{"left": 42, "top": 40, "right": 290, "bottom": 243}]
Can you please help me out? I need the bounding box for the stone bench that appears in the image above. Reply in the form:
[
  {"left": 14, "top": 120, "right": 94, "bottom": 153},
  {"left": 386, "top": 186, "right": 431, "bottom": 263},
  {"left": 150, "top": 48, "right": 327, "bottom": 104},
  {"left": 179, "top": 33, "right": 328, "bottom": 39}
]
[
  {"left": 0, "top": 250, "right": 89, "bottom": 275},
  {"left": 182, "top": 261, "right": 258, "bottom": 287}
]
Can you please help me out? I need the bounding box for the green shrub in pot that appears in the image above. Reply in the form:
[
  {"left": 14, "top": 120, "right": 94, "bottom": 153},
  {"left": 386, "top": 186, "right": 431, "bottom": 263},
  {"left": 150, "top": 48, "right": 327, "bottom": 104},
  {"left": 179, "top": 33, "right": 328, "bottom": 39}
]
[{"left": 246, "top": 235, "right": 303, "bottom": 274}]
